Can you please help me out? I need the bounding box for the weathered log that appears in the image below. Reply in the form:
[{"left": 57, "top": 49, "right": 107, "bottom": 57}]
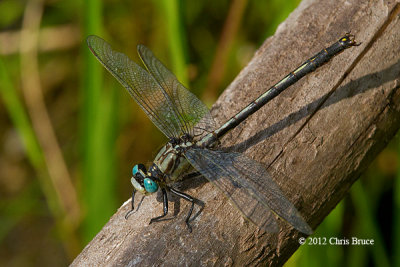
[{"left": 72, "top": 0, "right": 400, "bottom": 266}]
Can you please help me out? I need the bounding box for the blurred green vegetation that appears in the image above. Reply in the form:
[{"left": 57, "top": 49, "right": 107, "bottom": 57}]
[{"left": 0, "top": 0, "right": 398, "bottom": 266}]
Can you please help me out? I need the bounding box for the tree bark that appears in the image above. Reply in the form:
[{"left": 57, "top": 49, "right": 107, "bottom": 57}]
[{"left": 72, "top": 0, "right": 400, "bottom": 266}]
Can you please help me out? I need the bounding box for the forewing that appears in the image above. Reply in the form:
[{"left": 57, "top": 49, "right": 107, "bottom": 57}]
[
  {"left": 87, "top": 35, "right": 183, "bottom": 139},
  {"left": 184, "top": 148, "right": 312, "bottom": 234},
  {"left": 138, "top": 45, "right": 215, "bottom": 139}
]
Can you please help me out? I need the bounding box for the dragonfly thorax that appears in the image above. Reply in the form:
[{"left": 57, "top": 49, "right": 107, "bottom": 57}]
[{"left": 153, "top": 140, "right": 194, "bottom": 184}]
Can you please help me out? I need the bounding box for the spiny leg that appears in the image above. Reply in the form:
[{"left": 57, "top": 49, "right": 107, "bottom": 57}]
[
  {"left": 170, "top": 187, "right": 194, "bottom": 233},
  {"left": 149, "top": 188, "right": 168, "bottom": 224}
]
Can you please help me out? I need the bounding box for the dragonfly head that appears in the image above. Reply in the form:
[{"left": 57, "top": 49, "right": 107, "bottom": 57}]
[{"left": 131, "top": 164, "right": 159, "bottom": 195}]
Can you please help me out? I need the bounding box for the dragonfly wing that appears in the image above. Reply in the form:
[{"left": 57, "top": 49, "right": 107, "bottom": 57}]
[
  {"left": 87, "top": 35, "right": 183, "bottom": 139},
  {"left": 137, "top": 45, "right": 215, "bottom": 140},
  {"left": 184, "top": 148, "right": 312, "bottom": 234},
  {"left": 184, "top": 148, "right": 278, "bottom": 232}
]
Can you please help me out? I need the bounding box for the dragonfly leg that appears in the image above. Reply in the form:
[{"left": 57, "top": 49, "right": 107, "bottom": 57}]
[
  {"left": 125, "top": 190, "right": 136, "bottom": 219},
  {"left": 149, "top": 188, "right": 168, "bottom": 224},
  {"left": 170, "top": 187, "right": 194, "bottom": 233}
]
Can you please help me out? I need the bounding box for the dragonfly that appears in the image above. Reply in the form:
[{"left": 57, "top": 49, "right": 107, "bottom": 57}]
[{"left": 87, "top": 33, "right": 358, "bottom": 234}]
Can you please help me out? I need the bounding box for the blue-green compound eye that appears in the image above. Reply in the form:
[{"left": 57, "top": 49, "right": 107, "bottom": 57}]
[
  {"left": 144, "top": 178, "right": 158, "bottom": 193},
  {"left": 132, "top": 164, "right": 146, "bottom": 177},
  {"left": 132, "top": 165, "right": 139, "bottom": 176}
]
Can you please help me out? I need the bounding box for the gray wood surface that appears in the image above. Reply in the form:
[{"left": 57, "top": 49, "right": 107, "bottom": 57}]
[{"left": 72, "top": 0, "right": 400, "bottom": 266}]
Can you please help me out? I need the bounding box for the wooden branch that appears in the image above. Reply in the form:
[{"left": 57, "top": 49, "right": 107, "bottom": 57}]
[{"left": 72, "top": 0, "right": 400, "bottom": 266}]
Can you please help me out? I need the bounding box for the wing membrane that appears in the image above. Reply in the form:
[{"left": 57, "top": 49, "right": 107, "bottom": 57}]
[
  {"left": 87, "top": 35, "right": 183, "bottom": 139},
  {"left": 184, "top": 148, "right": 312, "bottom": 234},
  {"left": 137, "top": 45, "right": 215, "bottom": 139}
]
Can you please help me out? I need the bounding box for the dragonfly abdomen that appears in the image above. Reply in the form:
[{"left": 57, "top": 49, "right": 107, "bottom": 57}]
[{"left": 197, "top": 33, "right": 358, "bottom": 148}]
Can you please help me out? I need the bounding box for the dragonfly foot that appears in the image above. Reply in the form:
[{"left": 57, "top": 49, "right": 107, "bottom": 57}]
[
  {"left": 125, "top": 209, "right": 135, "bottom": 220},
  {"left": 185, "top": 221, "right": 193, "bottom": 233}
]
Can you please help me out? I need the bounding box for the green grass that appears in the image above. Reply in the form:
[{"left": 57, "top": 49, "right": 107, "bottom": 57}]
[
  {"left": 350, "top": 181, "right": 390, "bottom": 267},
  {"left": 0, "top": 56, "right": 83, "bottom": 257},
  {"left": 0, "top": 57, "right": 61, "bottom": 225},
  {"left": 81, "top": 0, "right": 118, "bottom": 243},
  {"left": 159, "top": 0, "right": 188, "bottom": 86}
]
